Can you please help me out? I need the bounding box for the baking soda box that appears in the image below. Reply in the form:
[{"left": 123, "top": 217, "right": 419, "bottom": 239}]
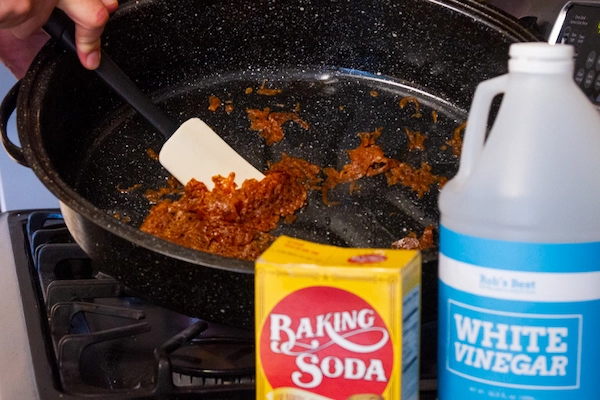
[{"left": 255, "top": 235, "right": 422, "bottom": 400}]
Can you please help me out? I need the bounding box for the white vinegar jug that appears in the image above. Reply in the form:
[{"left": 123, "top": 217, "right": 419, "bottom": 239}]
[{"left": 438, "top": 42, "right": 600, "bottom": 400}]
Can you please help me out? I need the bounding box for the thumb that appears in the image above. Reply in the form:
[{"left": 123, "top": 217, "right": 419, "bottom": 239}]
[{"left": 56, "top": 0, "right": 117, "bottom": 69}]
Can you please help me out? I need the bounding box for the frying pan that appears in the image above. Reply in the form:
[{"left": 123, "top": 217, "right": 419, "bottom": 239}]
[{"left": 1, "top": 0, "right": 539, "bottom": 329}]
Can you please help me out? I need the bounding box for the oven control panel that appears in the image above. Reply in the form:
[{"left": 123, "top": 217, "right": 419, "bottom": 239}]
[{"left": 549, "top": 2, "right": 600, "bottom": 105}]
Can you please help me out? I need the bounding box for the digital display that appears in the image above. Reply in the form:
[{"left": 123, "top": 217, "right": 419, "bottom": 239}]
[{"left": 556, "top": 4, "right": 600, "bottom": 104}]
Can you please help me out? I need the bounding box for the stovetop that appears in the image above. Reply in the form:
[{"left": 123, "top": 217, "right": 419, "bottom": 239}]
[
  {"left": 1, "top": 210, "right": 256, "bottom": 399},
  {"left": 0, "top": 209, "right": 437, "bottom": 399}
]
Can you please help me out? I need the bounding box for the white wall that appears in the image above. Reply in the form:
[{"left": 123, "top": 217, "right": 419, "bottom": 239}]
[{"left": 0, "top": 65, "right": 58, "bottom": 211}]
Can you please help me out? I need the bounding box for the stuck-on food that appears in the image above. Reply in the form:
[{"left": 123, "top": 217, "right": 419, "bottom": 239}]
[
  {"left": 140, "top": 154, "right": 320, "bottom": 260},
  {"left": 138, "top": 91, "right": 464, "bottom": 261},
  {"left": 392, "top": 225, "right": 435, "bottom": 250},
  {"left": 247, "top": 107, "right": 310, "bottom": 145}
]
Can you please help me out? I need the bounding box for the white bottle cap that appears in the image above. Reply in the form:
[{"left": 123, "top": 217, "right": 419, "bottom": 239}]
[{"left": 508, "top": 43, "right": 574, "bottom": 74}]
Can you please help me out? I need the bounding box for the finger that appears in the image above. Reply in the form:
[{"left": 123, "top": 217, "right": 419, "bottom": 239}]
[
  {"left": 75, "top": 20, "right": 106, "bottom": 70},
  {"left": 100, "top": 0, "right": 119, "bottom": 14},
  {"left": 57, "top": 0, "right": 113, "bottom": 69}
]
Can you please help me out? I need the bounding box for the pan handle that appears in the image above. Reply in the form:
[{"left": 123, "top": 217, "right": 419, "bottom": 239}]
[
  {"left": 0, "top": 81, "right": 28, "bottom": 167},
  {"left": 454, "top": 74, "right": 509, "bottom": 182}
]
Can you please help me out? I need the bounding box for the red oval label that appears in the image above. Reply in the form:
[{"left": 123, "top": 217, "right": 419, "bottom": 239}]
[{"left": 259, "top": 286, "right": 393, "bottom": 398}]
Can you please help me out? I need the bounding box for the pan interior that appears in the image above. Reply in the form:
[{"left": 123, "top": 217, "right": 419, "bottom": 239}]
[{"left": 73, "top": 68, "right": 466, "bottom": 255}]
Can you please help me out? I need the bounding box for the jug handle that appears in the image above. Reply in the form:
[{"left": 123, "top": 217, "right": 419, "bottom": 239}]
[{"left": 454, "top": 74, "right": 509, "bottom": 182}]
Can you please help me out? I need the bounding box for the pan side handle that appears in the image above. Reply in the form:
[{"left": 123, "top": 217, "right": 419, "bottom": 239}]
[{"left": 0, "top": 81, "right": 28, "bottom": 167}]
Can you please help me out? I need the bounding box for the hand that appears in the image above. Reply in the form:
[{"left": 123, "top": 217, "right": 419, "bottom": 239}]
[{"left": 0, "top": 0, "right": 118, "bottom": 75}]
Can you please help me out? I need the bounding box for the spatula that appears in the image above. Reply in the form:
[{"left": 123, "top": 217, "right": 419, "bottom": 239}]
[{"left": 43, "top": 9, "right": 265, "bottom": 189}]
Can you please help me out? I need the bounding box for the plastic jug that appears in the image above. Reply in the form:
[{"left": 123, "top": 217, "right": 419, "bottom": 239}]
[{"left": 437, "top": 42, "right": 600, "bottom": 399}]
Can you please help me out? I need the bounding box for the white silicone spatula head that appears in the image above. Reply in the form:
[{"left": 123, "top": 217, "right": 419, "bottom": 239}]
[{"left": 159, "top": 118, "right": 265, "bottom": 189}]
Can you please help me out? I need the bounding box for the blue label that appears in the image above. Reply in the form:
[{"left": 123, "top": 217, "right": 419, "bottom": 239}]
[
  {"left": 438, "top": 226, "right": 600, "bottom": 400},
  {"left": 447, "top": 301, "right": 580, "bottom": 388}
]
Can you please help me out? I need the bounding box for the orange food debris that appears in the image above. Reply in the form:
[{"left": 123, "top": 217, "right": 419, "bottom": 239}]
[
  {"left": 113, "top": 213, "right": 132, "bottom": 223},
  {"left": 322, "top": 126, "right": 446, "bottom": 202},
  {"left": 247, "top": 107, "right": 310, "bottom": 145},
  {"left": 144, "top": 176, "right": 184, "bottom": 204},
  {"left": 225, "top": 100, "right": 234, "bottom": 114},
  {"left": 392, "top": 225, "right": 435, "bottom": 250},
  {"left": 256, "top": 80, "right": 282, "bottom": 96},
  {"left": 116, "top": 183, "right": 142, "bottom": 194},
  {"left": 321, "top": 128, "right": 392, "bottom": 204},
  {"left": 446, "top": 121, "right": 466, "bottom": 157},
  {"left": 208, "top": 95, "right": 221, "bottom": 112},
  {"left": 147, "top": 148, "right": 159, "bottom": 161},
  {"left": 404, "top": 127, "right": 427, "bottom": 151},
  {"left": 386, "top": 161, "right": 444, "bottom": 198},
  {"left": 399, "top": 96, "right": 422, "bottom": 118}
]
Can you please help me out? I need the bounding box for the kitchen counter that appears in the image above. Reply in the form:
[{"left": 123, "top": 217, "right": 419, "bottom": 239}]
[{"left": 0, "top": 212, "right": 39, "bottom": 399}]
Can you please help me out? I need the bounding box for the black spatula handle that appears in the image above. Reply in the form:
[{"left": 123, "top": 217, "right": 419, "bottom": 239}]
[{"left": 43, "top": 9, "right": 178, "bottom": 140}]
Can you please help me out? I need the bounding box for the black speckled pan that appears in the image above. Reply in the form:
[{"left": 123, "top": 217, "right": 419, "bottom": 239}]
[{"left": 2, "top": 0, "right": 538, "bottom": 329}]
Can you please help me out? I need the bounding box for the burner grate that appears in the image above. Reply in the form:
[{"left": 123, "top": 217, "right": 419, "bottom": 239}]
[{"left": 23, "top": 211, "right": 255, "bottom": 399}]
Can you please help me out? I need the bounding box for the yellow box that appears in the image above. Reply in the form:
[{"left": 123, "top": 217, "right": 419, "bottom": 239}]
[{"left": 255, "top": 235, "right": 421, "bottom": 400}]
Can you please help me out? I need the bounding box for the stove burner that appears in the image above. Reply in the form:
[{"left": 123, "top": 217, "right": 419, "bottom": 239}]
[{"left": 23, "top": 211, "right": 255, "bottom": 398}]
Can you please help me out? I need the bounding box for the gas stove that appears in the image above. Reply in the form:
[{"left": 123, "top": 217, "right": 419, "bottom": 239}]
[
  {"left": 0, "top": 209, "right": 437, "bottom": 399},
  {"left": 0, "top": 209, "right": 256, "bottom": 399}
]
